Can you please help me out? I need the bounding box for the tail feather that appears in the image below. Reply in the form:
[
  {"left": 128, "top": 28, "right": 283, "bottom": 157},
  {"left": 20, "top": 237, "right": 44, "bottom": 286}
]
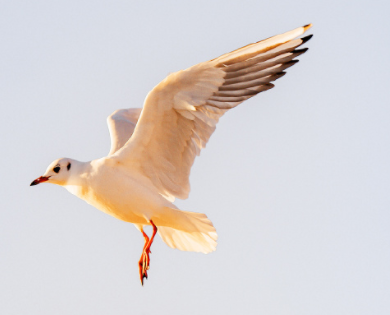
[{"left": 156, "top": 209, "right": 217, "bottom": 254}]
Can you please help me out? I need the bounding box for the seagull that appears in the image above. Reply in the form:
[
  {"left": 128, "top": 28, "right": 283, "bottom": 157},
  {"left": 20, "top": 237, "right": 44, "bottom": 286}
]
[{"left": 31, "top": 24, "right": 313, "bottom": 285}]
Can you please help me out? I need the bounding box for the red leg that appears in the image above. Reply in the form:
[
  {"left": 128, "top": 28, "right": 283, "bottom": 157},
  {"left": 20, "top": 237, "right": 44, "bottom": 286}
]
[
  {"left": 141, "top": 230, "right": 150, "bottom": 252},
  {"left": 138, "top": 229, "right": 150, "bottom": 283},
  {"left": 138, "top": 220, "right": 158, "bottom": 285}
]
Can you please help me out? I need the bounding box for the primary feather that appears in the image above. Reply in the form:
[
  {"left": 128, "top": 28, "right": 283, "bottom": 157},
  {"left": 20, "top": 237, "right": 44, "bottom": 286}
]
[{"left": 112, "top": 24, "right": 313, "bottom": 202}]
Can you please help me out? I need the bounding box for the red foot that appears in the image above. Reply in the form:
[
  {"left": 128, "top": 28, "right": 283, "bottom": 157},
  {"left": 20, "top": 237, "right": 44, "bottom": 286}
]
[
  {"left": 139, "top": 248, "right": 151, "bottom": 284},
  {"left": 138, "top": 220, "right": 157, "bottom": 285}
]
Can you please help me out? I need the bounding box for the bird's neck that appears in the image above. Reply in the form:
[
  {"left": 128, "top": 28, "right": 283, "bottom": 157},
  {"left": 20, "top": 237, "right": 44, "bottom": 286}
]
[{"left": 63, "top": 160, "right": 92, "bottom": 197}]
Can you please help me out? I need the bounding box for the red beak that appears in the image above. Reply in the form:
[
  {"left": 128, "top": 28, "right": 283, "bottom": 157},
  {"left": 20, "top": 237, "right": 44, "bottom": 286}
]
[{"left": 30, "top": 176, "right": 50, "bottom": 186}]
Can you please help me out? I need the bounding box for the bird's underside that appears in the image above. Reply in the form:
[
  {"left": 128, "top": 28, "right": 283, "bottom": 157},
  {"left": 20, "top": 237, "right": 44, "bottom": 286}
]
[{"left": 30, "top": 24, "right": 313, "bottom": 286}]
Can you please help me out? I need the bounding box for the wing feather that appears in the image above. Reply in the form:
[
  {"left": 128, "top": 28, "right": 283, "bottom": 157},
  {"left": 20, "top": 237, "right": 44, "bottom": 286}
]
[
  {"left": 114, "top": 24, "right": 313, "bottom": 200},
  {"left": 107, "top": 108, "right": 142, "bottom": 155}
]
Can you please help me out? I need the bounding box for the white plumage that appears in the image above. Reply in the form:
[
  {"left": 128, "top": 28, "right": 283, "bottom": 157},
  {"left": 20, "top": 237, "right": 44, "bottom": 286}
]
[{"left": 31, "top": 24, "right": 313, "bottom": 284}]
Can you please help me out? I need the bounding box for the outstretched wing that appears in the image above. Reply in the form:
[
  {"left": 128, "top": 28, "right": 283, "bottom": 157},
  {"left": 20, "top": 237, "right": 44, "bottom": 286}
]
[
  {"left": 107, "top": 108, "right": 142, "bottom": 155},
  {"left": 114, "top": 24, "right": 313, "bottom": 200}
]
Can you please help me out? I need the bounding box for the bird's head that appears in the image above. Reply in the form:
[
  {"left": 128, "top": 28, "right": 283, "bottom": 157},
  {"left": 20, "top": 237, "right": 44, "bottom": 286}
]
[{"left": 30, "top": 158, "right": 74, "bottom": 187}]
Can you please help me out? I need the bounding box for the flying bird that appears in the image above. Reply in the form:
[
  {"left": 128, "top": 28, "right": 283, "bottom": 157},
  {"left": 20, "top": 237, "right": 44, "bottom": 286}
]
[{"left": 31, "top": 24, "right": 313, "bottom": 285}]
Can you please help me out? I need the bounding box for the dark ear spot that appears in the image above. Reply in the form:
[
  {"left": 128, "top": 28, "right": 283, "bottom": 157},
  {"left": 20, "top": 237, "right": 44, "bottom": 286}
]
[{"left": 67, "top": 162, "right": 71, "bottom": 171}]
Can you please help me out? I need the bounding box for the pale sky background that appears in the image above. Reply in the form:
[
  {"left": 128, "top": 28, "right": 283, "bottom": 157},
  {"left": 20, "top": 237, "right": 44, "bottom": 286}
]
[{"left": 1, "top": 0, "right": 390, "bottom": 314}]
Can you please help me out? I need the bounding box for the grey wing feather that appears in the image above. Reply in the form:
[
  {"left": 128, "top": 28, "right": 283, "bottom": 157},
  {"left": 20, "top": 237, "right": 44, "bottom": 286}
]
[{"left": 107, "top": 108, "right": 142, "bottom": 155}]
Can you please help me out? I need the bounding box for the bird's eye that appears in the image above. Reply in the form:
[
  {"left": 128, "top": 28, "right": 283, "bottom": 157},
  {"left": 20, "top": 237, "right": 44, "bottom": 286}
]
[{"left": 53, "top": 166, "right": 60, "bottom": 173}]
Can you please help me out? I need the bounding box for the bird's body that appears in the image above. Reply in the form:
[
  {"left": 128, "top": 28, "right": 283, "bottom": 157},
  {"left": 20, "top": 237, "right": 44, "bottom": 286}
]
[
  {"left": 31, "top": 24, "right": 313, "bottom": 284},
  {"left": 64, "top": 158, "right": 168, "bottom": 225}
]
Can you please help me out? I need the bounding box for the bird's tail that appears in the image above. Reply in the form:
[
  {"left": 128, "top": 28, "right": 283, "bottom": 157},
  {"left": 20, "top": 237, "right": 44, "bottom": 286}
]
[{"left": 156, "top": 208, "right": 217, "bottom": 254}]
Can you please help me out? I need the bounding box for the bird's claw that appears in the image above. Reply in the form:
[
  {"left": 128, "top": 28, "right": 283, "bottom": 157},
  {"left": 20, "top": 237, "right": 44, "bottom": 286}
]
[
  {"left": 139, "top": 248, "right": 151, "bottom": 285},
  {"left": 138, "top": 220, "right": 157, "bottom": 286}
]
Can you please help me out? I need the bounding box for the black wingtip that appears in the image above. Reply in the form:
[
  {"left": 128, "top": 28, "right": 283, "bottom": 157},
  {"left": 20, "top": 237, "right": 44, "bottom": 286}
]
[
  {"left": 272, "top": 72, "right": 287, "bottom": 81},
  {"left": 301, "top": 34, "right": 313, "bottom": 44},
  {"left": 304, "top": 23, "right": 313, "bottom": 29},
  {"left": 263, "top": 83, "right": 275, "bottom": 91},
  {"left": 286, "top": 59, "right": 300, "bottom": 66},
  {"left": 294, "top": 47, "right": 309, "bottom": 54}
]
